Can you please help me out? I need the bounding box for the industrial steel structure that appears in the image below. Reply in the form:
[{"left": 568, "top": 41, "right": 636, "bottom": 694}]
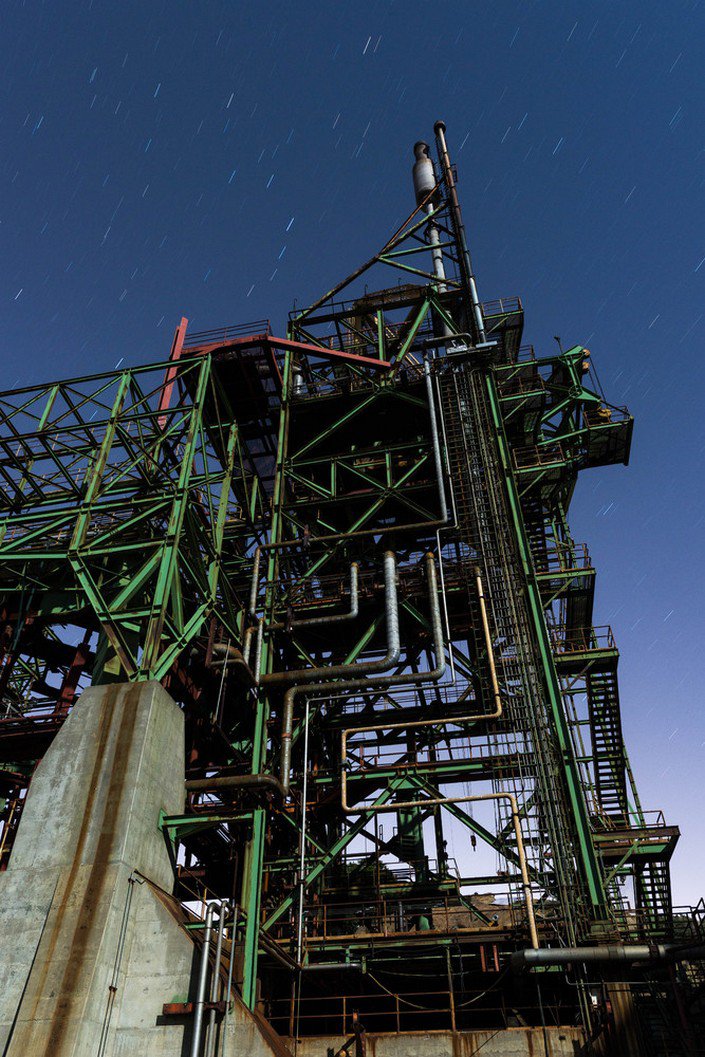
[{"left": 0, "top": 122, "right": 702, "bottom": 1056}]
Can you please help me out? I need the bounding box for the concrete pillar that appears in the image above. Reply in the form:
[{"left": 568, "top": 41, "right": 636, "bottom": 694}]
[{"left": 0, "top": 680, "right": 184, "bottom": 1056}]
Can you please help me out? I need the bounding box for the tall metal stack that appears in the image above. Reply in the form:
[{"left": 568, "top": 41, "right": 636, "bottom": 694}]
[{"left": 0, "top": 123, "right": 700, "bottom": 1056}]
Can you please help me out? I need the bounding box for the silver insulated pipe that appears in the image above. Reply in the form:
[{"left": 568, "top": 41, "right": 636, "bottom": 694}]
[{"left": 412, "top": 141, "right": 446, "bottom": 290}]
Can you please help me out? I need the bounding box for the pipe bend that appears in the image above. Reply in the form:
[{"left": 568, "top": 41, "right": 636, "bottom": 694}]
[
  {"left": 280, "top": 552, "right": 445, "bottom": 796},
  {"left": 269, "top": 562, "right": 360, "bottom": 631},
  {"left": 185, "top": 774, "right": 285, "bottom": 798},
  {"left": 263, "top": 552, "right": 400, "bottom": 688}
]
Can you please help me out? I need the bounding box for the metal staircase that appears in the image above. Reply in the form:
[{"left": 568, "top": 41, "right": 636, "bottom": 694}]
[
  {"left": 587, "top": 670, "right": 628, "bottom": 824},
  {"left": 637, "top": 860, "right": 675, "bottom": 939}
]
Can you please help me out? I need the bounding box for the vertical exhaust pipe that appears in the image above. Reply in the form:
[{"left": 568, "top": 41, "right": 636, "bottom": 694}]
[
  {"left": 433, "top": 120, "right": 486, "bottom": 344},
  {"left": 412, "top": 141, "right": 446, "bottom": 291}
]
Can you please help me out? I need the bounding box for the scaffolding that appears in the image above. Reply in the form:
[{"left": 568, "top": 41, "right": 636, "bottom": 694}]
[{"left": 0, "top": 123, "right": 700, "bottom": 1054}]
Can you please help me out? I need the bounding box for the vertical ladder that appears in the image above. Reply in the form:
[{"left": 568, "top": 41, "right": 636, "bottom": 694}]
[{"left": 439, "top": 361, "right": 588, "bottom": 939}]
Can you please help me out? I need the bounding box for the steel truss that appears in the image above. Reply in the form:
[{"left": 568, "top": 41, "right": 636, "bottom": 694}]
[{"left": 0, "top": 125, "right": 697, "bottom": 1053}]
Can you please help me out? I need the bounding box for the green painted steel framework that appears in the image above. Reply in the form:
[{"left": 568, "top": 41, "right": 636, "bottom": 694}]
[{"left": 0, "top": 126, "right": 698, "bottom": 1051}]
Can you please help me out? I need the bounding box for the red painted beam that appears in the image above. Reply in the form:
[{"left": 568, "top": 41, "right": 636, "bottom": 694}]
[
  {"left": 184, "top": 332, "right": 391, "bottom": 373},
  {"left": 158, "top": 316, "right": 188, "bottom": 428},
  {"left": 267, "top": 335, "right": 391, "bottom": 370}
]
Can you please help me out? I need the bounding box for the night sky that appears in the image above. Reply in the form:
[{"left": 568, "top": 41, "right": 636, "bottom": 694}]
[{"left": 2, "top": 1, "right": 704, "bottom": 902}]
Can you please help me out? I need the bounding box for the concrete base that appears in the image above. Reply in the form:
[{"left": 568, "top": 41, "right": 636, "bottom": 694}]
[
  {"left": 288, "top": 1029, "right": 583, "bottom": 1057},
  {"left": 0, "top": 680, "right": 286, "bottom": 1057},
  {"left": 0, "top": 680, "right": 586, "bottom": 1057}
]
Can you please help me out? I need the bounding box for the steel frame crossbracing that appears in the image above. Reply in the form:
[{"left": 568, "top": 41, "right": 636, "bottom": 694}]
[{"left": 0, "top": 124, "right": 697, "bottom": 1054}]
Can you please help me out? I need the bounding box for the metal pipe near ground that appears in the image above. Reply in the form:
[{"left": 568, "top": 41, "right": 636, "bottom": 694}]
[
  {"left": 190, "top": 902, "right": 214, "bottom": 1057},
  {"left": 204, "top": 900, "right": 226, "bottom": 1057},
  {"left": 219, "top": 906, "right": 238, "bottom": 1057}
]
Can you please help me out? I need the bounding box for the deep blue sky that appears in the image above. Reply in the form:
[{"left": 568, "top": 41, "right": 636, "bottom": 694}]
[{"left": 2, "top": 1, "right": 703, "bottom": 902}]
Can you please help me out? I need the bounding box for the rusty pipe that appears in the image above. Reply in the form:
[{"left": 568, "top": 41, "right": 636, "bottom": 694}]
[{"left": 185, "top": 774, "right": 285, "bottom": 798}]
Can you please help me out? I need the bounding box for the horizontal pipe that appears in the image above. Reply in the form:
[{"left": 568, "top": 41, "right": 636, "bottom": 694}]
[
  {"left": 246, "top": 518, "right": 447, "bottom": 578},
  {"left": 207, "top": 642, "right": 256, "bottom": 682},
  {"left": 290, "top": 561, "right": 359, "bottom": 628},
  {"left": 185, "top": 774, "right": 285, "bottom": 798},
  {"left": 510, "top": 943, "right": 705, "bottom": 972}
]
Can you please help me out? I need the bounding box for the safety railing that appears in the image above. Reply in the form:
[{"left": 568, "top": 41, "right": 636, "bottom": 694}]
[
  {"left": 592, "top": 809, "right": 667, "bottom": 833},
  {"left": 583, "top": 403, "right": 631, "bottom": 427},
  {"left": 496, "top": 372, "right": 545, "bottom": 398},
  {"left": 267, "top": 987, "right": 456, "bottom": 1035},
  {"left": 266, "top": 892, "right": 515, "bottom": 945},
  {"left": 481, "top": 296, "right": 523, "bottom": 318},
  {"left": 183, "top": 319, "right": 272, "bottom": 348},
  {"left": 533, "top": 542, "right": 592, "bottom": 575},
  {"left": 513, "top": 442, "right": 565, "bottom": 469},
  {"left": 550, "top": 625, "right": 616, "bottom": 656},
  {"left": 344, "top": 731, "right": 532, "bottom": 774}
]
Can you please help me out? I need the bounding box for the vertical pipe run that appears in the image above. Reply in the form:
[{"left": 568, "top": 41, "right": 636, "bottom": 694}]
[
  {"left": 296, "top": 700, "right": 311, "bottom": 965},
  {"left": 474, "top": 567, "right": 503, "bottom": 718},
  {"left": 412, "top": 141, "right": 446, "bottom": 291},
  {"left": 190, "top": 902, "right": 215, "bottom": 1057},
  {"left": 248, "top": 548, "right": 261, "bottom": 617},
  {"left": 205, "top": 900, "right": 226, "bottom": 1057},
  {"left": 424, "top": 358, "right": 448, "bottom": 523},
  {"left": 253, "top": 618, "right": 264, "bottom": 685},
  {"left": 433, "top": 120, "right": 486, "bottom": 344},
  {"left": 276, "top": 552, "right": 400, "bottom": 794},
  {"left": 219, "top": 907, "right": 238, "bottom": 1057}
]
